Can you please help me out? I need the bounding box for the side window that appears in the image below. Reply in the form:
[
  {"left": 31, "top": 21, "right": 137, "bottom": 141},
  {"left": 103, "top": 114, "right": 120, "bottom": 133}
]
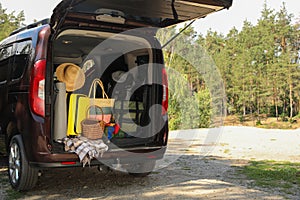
[
  {"left": 11, "top": 40, "right": 32, "bottom": 80},
  {"left": 0, "top": 45, "right": 13, "bottom": 84}
]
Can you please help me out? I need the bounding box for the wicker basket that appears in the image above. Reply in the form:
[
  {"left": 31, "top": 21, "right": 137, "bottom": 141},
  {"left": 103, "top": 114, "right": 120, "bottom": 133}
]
[{"left": 81, "top": 105, "right": 105, "bottom": 140}]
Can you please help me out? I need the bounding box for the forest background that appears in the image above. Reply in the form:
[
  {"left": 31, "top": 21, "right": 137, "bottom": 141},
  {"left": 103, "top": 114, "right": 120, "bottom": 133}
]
[
  {"left": 159, "top": 3, "right": 300, "bottom": 130},
  {"left": 1, "top": 2, "right": 299, "bottom": 130}
]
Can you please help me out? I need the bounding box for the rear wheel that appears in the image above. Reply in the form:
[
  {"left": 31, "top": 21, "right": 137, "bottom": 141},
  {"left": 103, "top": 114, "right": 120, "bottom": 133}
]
[
  {"left": 8, "top": 135, "right": 38, "bottom": 191},
  {"left": 128, "top": 160, "right": 156, "bottom": 177}
]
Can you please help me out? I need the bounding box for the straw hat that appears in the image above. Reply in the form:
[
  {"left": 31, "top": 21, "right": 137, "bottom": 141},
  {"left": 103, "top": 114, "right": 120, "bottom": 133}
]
[{"left": 56, "top": 63, "right": 85, "bottom": 91}]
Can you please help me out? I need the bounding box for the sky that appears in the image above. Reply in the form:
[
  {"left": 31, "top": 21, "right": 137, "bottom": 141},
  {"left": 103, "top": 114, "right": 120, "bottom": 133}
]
[
  {"left": 1, "top": 0, "right": 299, "bottom": 35},
  {"left": 193, "top": 0, "right": 300, "bottom": 35}
]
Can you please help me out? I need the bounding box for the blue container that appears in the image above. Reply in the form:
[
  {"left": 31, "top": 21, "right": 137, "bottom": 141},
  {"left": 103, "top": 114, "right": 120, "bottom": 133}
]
[{"left": 107, "top": 126, "right": 115, "bottom": 140}]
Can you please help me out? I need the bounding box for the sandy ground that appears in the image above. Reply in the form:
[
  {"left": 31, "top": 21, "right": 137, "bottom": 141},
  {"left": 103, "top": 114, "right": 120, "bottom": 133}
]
[
  {"left": 0, "top": 126, "right": 299, "bottom": 199},
  {"left": 167, "top": 126, "right": 300, "bottom": 162}
]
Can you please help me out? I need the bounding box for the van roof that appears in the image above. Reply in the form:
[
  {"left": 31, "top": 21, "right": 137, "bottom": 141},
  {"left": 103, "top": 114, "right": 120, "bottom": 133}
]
[{"left": 9, "top": 19, "right": 50, "bottom": 37}]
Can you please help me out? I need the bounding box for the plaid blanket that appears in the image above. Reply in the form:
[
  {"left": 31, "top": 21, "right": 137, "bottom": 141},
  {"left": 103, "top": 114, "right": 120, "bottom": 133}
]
[{"left": 63, "top": 137, "right": 108, "bottom": 167}]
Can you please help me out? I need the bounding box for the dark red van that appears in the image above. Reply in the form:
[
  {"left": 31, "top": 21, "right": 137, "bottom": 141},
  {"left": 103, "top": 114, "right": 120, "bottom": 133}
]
[{"left": 0, "top": 0, "right": 232, "bottom": 191}]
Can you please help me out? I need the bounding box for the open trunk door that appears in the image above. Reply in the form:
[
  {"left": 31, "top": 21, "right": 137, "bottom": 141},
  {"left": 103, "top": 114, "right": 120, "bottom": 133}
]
[{"left": 50, "top": 0, "right": 232, "bottom": 30}]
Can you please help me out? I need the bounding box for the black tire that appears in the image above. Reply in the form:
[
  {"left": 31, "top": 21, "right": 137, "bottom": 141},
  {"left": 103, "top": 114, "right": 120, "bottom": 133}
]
[
  {"left": 8, "top": 135, "right": 38, "bottom": 191},
  {"left": 128, "top": 160, "right": 156, "bottom": 177}
]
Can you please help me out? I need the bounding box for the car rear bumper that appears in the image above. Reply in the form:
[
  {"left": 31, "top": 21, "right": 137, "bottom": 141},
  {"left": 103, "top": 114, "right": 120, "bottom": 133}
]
[{"left": 30, "top": 146, "right": 166, "bottom": 168}]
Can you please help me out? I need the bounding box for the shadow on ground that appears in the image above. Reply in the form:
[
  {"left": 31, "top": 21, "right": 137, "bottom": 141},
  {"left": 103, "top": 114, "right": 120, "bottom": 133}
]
[
  {"left": 0, "top": 152, "right": 286, "bottom": 200},
  {"left": 1, "top": 132, "right": 296, "bottom": 199}
]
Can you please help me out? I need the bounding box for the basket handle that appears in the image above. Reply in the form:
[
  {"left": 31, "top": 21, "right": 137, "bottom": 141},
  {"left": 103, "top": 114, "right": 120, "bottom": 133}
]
[
  {"left": 88, "top": 78, "right": 108, "bottom": 99},
  {"left": 86, "top": 105, "right": 104, "bottom": 121}
]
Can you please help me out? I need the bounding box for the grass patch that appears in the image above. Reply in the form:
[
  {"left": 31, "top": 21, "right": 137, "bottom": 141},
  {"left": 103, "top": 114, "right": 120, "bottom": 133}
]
[
  {"left": 0, "top": 167, "right": 11, "bottom": 199},
  {"left": 181, "top": 166, "right": 191, "bottom": 170},
  {"left": 220, "top": 143, "right": 229, "bottom": 147},
  {"left": 241, "top": 160, "right": 300, "bottom": 195},
  {"left": 6, "top": 189, "right": 23, "bottom": 200},
  {"left": 224, "top": 115, "right": 300, "bottom": 129},
  {"left": 257, "top": 123, "right": 293, "bottom": 130},
  {"left": 223, "top": 149, "right": 230, "bottom": 154}
]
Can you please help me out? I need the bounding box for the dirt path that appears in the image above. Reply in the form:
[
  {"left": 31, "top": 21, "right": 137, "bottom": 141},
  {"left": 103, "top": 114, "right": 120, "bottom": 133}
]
[
  {"left": 0, "top": 126, "right": 299, "bottom": 199},
  {"left": 0, "top": 156, "right": 286, "bottom": 200}
]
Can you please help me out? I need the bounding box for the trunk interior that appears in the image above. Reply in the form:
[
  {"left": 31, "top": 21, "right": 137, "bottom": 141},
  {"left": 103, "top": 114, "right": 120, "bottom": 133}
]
[{"left": 51, "top": 28, "right": 165, "bottom": 152}]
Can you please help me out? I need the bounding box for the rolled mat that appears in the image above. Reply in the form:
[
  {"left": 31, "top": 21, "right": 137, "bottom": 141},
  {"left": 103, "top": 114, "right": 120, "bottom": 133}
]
[{"left": 54, "top": 82, "right": 67, "bottom": 141}]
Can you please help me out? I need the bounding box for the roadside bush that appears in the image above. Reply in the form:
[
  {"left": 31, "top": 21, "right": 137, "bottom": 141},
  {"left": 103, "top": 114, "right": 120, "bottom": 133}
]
[
  {"left": 256, "top": 120, "right": 262, "bottom": 126},
  {"left": 168, "top": 88, "right": 211, "bottom": 130},
  {"left": 238, "top": 115, "right": 244, "bottom": 122},
  {"left": 280, "top": 113, "right": 288, "bottom": 122}
]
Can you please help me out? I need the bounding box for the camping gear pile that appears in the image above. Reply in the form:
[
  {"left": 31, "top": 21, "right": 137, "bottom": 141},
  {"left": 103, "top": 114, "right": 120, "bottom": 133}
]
[{"left": 54, "top": 62, "right": 121, "bottom": 166}]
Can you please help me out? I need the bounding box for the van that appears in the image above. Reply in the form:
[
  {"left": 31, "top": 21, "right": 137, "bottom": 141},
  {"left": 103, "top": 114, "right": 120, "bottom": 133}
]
[{"left": 0, "top": 0, "right": 232, "bottom": 191}]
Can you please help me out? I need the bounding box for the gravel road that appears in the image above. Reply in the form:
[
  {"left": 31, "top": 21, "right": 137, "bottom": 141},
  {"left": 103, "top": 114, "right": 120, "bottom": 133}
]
[{"left": 0, "top": 126, "right": 299, "bottom": 199}]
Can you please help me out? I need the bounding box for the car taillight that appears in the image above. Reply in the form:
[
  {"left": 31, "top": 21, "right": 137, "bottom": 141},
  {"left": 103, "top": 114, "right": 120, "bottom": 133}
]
[
  {"left": 61, "top": 161, "right": 76, "bottom": 165},
  {"left": 29, "top": 59, "right": 46, "bottom": 117},
  {"left": 162, "top": 67, "right": 168, "bottom": 115}
]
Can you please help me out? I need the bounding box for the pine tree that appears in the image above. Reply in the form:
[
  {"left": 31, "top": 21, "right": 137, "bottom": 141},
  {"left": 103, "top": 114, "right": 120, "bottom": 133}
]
[
  {"left": 0, "top": 3, "right": 25, "bottom": 41},
  {"left": 275, "top": 3, "right": 300, "bottom": 119}
]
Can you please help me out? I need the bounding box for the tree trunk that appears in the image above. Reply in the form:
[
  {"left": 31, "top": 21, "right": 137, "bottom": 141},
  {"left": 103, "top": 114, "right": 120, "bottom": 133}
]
[
  {"left": 283, "top": 93, "right": 286, "bottom": 116},
  {"left": 289, "top": 83, "right": 293, "bottom": 118},
  {"left": 275, "top": 98, "right": 279, "bottom": 121},
  {"left": 273, "top": 86, "right": 279, "bottom": 121}
]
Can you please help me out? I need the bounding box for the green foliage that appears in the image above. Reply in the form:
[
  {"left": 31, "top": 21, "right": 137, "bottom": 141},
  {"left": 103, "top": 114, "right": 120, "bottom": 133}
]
[
  {"left": 196, "top": 89, "right": 212, "bottom": 128},
  {"left": 168, "top": 88, "right": 212, "bottom": 130},
  {"left": 0, "top": 3, "right": 25, "bottom": 41},
  {"left": 255, "top": 120, "right": 262, "bottom": 126},
  {"left": 159, "top": 2, "right": 300, "bottom": 130},
  {"left": 166, "top": 64, "right": 212, "bottom": 130},
  {"left": 158, "top": 2, "right": 300, "bottom": 130},
  {"left": 280, "top": 113, "right": 288, "bottom": 122},
  {"left": 238, "top": 115, "right": 244, "bottom": 122},
  {"left": 289, "top": 118, "right": 297, "bottom": 124},
  {"left": 204, "top": 3, "right": 300, "bottom": 121},
  {"left": 157, "top": 24, "right": 214, "bottom": 130}
]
